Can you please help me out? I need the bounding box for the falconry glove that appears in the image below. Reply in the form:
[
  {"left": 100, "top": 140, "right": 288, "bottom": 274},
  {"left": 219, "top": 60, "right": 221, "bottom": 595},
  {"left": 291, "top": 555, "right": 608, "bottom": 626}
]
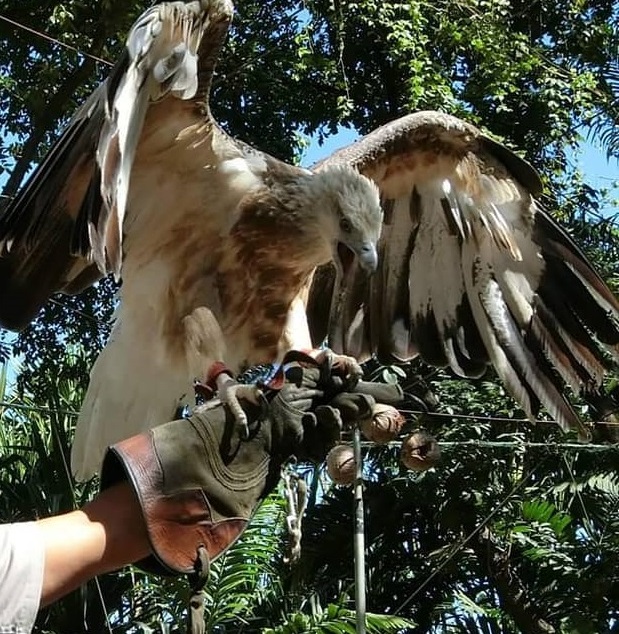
[{"left": 99, "top": 350, "right": 403, "bottom": 578}]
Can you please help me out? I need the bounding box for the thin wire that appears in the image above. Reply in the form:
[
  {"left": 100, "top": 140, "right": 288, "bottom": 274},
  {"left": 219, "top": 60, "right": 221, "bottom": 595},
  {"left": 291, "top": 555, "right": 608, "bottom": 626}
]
[
  {"left": 359, "top": 439, "right": 618, "bottom": 451},
  {"left": 562, "top": 454, "right": 595, "bottom": 536},
  {"left": 0, "top": 7, "right": 308, "bottom": 88},
  {"left": 1, "top": 397, "right": 616, "bottom": 453},
  {"left": 394, "top": 458, "right": 545, "bottom": 615},
  {"left": 0, "top": 14, "right": 113, "bottom": 66},
  {"left": 2, "top": 398, "right": 619, "bottom": 435},
  {"left": 334, "top": 0, "right": 351, "bottom": 106},
  {"left": 583, "top": 207, "right": 619, "bottom": 226},
  {"left": 400, "top": 407, "right": 619, "bottom": 428},
  {"left": 0, "top": 400, "right": 79, "bottom": 417},
  {"left": 93, "top": 576, "right": 114, "bottom": 634},
  {"left": 48, "top": 298, "right": 108, "bottom": 327}
]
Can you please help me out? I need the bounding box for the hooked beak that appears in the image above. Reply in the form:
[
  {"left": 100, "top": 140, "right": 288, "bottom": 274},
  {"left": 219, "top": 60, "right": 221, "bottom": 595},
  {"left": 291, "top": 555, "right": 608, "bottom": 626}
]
[
  {"left": 357, "top": 242, "right": 378, "bottom": 273},
  {"left": 336, "top": 241, "right": 378, "bottom": 276}
]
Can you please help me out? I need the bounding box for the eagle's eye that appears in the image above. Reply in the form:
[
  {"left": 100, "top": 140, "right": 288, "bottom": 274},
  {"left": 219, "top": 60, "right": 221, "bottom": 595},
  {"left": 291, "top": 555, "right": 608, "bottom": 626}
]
[{"left": 339, "top": 217, "right": 352, "bottom": 233}]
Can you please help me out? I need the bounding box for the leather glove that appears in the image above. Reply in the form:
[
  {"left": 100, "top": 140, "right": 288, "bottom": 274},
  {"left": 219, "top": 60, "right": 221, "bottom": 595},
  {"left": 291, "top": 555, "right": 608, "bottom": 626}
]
[
  {"left": 99, "top": 353, "right": 336, "bottom": 575},
  {"left": 99, "top": 351, "right": 404, "bottom": 578},
  {"left": 267, "top": 362, "right": 341, "bottom": 463},
  {"left": 266, "top": 353, "right": 404, "bottom": 460}
]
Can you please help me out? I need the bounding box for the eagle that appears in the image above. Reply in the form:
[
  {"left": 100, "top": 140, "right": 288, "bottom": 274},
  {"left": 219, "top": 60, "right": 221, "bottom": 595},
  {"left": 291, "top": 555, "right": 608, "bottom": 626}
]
[{"left": 1, "top": 0, "right": 618, "bottom": 480}]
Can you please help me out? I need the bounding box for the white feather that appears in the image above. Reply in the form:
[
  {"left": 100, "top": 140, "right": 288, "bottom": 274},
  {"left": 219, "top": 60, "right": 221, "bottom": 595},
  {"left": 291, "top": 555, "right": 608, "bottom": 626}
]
[
  {"left": 71, "top": 246, "right": 228, "bottom": 479},
  {"left": 95, "top": 1, "right": 213, "bottom": 277},
  {"left": 409, "top": 181, "right": 468, "bottom": 371},
  {"left": 71, "top": 318, "right": 194, "bottom": 480},
  {"left": 71, "top": 124, "right": 265, "bottom": 480}
]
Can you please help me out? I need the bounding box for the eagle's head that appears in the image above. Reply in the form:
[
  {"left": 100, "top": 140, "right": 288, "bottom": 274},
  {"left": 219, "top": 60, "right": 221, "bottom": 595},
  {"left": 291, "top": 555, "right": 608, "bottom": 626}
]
[{"left": 307, "top": 165, "right": 382, "bottom": 275}]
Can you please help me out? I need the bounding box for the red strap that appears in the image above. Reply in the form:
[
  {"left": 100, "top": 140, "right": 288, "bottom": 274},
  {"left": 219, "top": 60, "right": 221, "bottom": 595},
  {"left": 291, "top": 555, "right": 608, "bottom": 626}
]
[
  {"left": 195, "top": 361, "right": 235, "bottom": 401},
  {"left": 263, "top": 349, "right": 323, "bottom": 390},
  {"left": 206, "top": 361, "right": 234, "bottom": 386},
  {"left": 197, "top": 350, "right": 322, "bottom": 398}
]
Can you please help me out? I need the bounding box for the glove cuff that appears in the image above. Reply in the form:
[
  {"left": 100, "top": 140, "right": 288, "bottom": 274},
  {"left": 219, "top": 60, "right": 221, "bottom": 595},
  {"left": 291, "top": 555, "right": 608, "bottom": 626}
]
[{"left": 101, "top": 430, "right": 249, "bottom": 576}]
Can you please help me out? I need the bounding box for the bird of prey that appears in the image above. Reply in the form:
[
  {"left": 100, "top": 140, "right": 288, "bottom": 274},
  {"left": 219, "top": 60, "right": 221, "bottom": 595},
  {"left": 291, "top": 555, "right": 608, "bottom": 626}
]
[{"left": 1, "top": 0, "right": 618, "bottom": 480}]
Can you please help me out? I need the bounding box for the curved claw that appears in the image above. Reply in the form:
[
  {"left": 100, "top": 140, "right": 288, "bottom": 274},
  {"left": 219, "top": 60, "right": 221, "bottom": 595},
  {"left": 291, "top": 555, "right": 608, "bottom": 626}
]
[
  {"left": 217, "top": 376, "right": 262, "bottom": 438},
  {"left": 335, "top": 354, "right": 363, "bottom": 381},
  {"left": 315, "top": 349, "right": 363, "bottom": 384}
]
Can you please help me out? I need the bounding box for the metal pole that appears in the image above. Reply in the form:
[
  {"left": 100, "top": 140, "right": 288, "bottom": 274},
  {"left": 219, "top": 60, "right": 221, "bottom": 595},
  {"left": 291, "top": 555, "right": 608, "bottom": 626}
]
[{"left": 353, "top": 424, "right": 366, "bottom": 634}]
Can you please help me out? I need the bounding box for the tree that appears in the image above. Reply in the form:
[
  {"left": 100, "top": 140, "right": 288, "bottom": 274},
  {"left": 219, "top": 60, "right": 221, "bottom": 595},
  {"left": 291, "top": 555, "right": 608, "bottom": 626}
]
[
  {"left": 297, "top": 362, "right": 619, "bottom": 632},
  {"left": 1, "top": 0, "right": 619, "bottom": 631}
]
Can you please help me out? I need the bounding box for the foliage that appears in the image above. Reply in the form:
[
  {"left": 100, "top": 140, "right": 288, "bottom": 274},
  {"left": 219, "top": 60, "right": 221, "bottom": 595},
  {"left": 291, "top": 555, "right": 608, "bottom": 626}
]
[
  {"left": 292, "top": 362, "right": 619, "bottom": 632},
  {"left": 0, "top": 357, "right": 144, "bottom": 633},
  {"left": 262, "top": 601, "right": 414, "bottom": 633},
  {"left": 1, "top": 0, "right": 619, "bottom": 632}
]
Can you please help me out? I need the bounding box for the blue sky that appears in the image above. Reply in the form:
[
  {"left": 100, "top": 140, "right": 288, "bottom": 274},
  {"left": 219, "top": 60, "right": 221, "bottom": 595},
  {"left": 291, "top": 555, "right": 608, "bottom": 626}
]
[
  {"left": 301, "top": 125, "right": 359, "bottom": 167},
  {"left": 573, "top": 140, "right": 619, "bottom": 203}
]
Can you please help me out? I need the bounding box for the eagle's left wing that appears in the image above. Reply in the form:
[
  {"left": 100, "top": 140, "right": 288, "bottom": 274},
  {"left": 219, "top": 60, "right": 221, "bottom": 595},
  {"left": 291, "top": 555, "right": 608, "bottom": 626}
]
[{"left": 308, "top": 111, "right": 619, "bottom": 438}]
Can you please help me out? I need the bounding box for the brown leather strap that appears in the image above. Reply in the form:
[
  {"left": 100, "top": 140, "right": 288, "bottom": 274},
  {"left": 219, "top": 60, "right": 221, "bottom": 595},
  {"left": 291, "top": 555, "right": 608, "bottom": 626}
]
[{"left": 187, "top": 546, "right": 210, "bottom": 634}]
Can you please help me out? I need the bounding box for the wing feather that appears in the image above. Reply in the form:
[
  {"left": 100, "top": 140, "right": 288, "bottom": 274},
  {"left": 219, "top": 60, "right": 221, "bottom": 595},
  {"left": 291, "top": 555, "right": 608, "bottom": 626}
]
[
  {"left": 95, "top": 1, "right": 225, "bottom": 276},
  {"left": 309, "top": 110, "right": 619, "bottom": 437},
  {"left": 0, "top": 0, "right": 234, "bottom": 330}
]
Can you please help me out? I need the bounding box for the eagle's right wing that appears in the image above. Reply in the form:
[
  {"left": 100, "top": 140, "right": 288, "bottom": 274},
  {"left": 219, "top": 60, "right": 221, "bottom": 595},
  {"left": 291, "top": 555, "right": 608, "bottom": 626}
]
[{"left": 0, "top": 0, "right": 233, "bottom": 330}]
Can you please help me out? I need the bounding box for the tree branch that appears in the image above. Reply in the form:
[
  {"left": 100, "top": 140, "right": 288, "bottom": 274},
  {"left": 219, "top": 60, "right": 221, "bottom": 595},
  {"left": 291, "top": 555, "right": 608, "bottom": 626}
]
[{"left": 473, "top": 526, "right": 556, "bottom": 634}]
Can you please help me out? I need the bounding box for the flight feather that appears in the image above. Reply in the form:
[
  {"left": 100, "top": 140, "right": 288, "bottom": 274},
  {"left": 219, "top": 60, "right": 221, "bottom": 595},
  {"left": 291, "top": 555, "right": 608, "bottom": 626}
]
[{"left": 309, "top": 112, "right": 619, "bottom": 439}]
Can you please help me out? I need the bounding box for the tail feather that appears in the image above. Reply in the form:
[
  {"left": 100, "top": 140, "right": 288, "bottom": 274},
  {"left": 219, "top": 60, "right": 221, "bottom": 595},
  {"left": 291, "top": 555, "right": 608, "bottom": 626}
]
[
  {"left": 71, "top": 303, "right": 226, "bottom": 481},
  {"left": 70, "top": 323, "right": 193, "bottom": 481}
]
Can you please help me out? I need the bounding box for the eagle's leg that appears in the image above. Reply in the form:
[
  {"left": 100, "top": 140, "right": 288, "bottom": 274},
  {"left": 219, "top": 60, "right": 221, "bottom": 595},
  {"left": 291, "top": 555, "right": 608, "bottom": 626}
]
[
  {"left": 185, "top": 308, "right": 262, "bottom": 437},
  {"left": 194, "top": 361, "right": 262, "bottom": 438},
  {"left": 216, "top": 374, "right": 262, "bottom": 439}
]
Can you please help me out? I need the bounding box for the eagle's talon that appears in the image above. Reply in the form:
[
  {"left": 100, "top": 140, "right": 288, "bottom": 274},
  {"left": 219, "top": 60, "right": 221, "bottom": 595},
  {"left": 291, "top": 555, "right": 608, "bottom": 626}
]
[
  {"left": 239, "top": 420, "right": 250, "bottom": 440},
  {"left": 315, "top": 349, "right": 363, "bottom": 385},
  {"left": 217, "top": 376, "right": 262, "bottom": 438}
]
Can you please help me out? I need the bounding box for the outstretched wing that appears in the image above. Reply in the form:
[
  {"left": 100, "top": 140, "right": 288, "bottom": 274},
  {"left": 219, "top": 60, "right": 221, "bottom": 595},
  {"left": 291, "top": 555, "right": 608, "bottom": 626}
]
[
  {"left": 0, "top": 0, "right": 233, "bottom": 330},
  {"left": 308, "top": 111, "right": 619, "bottom": 438}
]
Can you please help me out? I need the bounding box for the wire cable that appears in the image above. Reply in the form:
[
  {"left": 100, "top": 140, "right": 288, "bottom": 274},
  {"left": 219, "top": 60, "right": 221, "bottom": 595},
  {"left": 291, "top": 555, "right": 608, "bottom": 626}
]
[
  {"left": 0, "top": 400, "right": 79, "bottom": 417},
  {"left": 48, "top": 298, "right": 109, "bottom": 328},
  {"left": 393, "top": 457, "right": 546, "bottom": 615},
  {"left": 0, "top": 14, "right": 113, "bottom": 66},
  {"left": 359, "top": 439, "right": 618, "bottom": 451},
  {"left": 399, "top": 407, "right": 619, "bottom": 428}
]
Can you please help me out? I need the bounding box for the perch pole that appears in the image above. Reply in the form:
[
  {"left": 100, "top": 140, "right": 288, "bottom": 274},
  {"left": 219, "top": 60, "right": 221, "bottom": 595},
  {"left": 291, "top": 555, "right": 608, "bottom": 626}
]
[{"left": 353, "top": 424, "right": 366, "bottom": 634}]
